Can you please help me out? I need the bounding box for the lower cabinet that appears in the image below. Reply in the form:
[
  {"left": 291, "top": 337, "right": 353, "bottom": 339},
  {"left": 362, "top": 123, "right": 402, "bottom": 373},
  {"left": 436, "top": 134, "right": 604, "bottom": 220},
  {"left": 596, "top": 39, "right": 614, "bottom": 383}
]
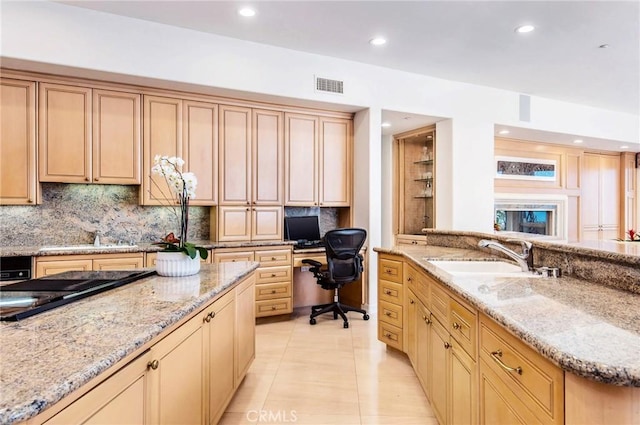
[
  {"left": 36, "top": 253, "right": 145, "bottom": 277},
  {"left": 42, "top": 274, "right": 256, "bottom": 425}
]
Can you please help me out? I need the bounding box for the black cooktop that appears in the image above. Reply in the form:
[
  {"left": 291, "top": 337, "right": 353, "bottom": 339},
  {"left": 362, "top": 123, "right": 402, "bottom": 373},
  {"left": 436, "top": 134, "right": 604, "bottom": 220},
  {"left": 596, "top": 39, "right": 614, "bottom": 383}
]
[{"left": 0, "top": 269, "right": 156, "bottom": 321}]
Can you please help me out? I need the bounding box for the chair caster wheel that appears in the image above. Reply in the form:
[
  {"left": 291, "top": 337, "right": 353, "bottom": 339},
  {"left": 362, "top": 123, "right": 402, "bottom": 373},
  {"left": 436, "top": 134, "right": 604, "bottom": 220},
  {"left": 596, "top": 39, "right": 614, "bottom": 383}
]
[
  {"left": 363, "top": 314, "right": 370, "bottom": 321},
  {"left": 333, "top": 312, "right": 338, "bottom": 320},
  {"left": 343, "top": 322, "right": 349, "bottom": 329},
  {"left": 310, "top": 318, "right": 317, "bottom": 325}
]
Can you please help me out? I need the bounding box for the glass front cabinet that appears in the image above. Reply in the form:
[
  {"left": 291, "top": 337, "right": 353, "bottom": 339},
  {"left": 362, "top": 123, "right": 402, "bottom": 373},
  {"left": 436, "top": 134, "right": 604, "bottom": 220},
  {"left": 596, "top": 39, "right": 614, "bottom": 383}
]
[{"left": 394, "top": 126, "right": 436, "bottom": 238}]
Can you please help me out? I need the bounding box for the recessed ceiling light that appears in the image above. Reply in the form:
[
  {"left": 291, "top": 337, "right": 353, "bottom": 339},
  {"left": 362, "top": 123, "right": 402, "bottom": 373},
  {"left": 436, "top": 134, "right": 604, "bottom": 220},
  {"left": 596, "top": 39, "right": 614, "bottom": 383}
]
[
  {"left": 620, "top": 145, "right": 629, "bottom": 149},
  {"left": 381, "top": 122, "right": 391, "bottom": 128},
  {"left": 498, "top": 129, "right": 510, "bottom": 135},
  {"left": 238, "top": 7, "right": 256, "bottom": 17},
  {"left": 370, "top": 37, "right": 387, "bottom": 46},
  {"left": 573, "top": 139, "right": 583, "bottom": 144},
  {"left": 515, "top": 25, "right": 535, "bottom": 34}
]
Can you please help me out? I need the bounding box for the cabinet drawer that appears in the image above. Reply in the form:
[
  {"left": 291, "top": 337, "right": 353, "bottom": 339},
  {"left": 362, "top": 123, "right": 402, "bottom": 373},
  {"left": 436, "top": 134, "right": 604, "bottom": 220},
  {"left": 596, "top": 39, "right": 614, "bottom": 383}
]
[
  {"left": 256, "top": 282, "right": 291, "bottom": 301},
  {"left": 378, "top": 321, "right": 403, "bottom": 351},
  {"left": 255, "top": 249, "right": 291, "bottom": 267},
  {"left": 256, "top": 298, "right": 292, "bottom": 317},
  {"left": 450, "top": 298, "right": 477, "bottom": 359},
  {"left": 379, "top": 256, "right": 402, "bottom": 283},
  {"left": 214, "top": 251, "right": 254, "bottom": 263},
  {"left": 480, "top": 315, "right": 564, "bottom": 423},
  {"left": 430, "top": 282, "right": 449, "bottom": 324},
  {"left": 404, "top": 263, "right": 419, "bottom": 293},
  {"left": 378, "top": 280, "right": 403, "bottom": 305},
  {"left": 255, "top": 266, "right": 291, "bottom": 284},
  {"left": 379, "top": 299, "right": 403, "bottom": 328}
]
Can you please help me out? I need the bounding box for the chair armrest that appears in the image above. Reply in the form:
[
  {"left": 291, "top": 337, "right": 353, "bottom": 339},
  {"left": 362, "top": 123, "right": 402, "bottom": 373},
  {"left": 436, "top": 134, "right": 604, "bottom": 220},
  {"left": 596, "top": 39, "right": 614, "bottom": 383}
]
[{"left": 301, "top": 259, "right": 323, "bottom": 268}]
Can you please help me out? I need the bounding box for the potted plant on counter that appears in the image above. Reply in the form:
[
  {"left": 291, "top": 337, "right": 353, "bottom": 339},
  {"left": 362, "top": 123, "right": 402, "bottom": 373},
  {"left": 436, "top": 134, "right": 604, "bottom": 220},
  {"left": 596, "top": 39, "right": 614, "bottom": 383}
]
[{"left": 151, "top": 155, "right": 208, "bottom": 276}]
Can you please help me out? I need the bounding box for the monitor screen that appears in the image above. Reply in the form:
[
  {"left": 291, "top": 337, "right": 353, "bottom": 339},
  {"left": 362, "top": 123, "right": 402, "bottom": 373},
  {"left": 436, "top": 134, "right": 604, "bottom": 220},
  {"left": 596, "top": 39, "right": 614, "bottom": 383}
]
[{"left": 284, "top": 216, "right": 321, "bottom": 242}]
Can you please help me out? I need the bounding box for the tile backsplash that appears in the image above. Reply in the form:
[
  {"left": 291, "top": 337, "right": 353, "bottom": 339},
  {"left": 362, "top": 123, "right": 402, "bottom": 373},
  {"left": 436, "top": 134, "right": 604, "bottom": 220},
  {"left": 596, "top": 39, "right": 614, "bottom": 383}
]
[{"left": 0, "top": 184, "right": 209, "bottom": 247}]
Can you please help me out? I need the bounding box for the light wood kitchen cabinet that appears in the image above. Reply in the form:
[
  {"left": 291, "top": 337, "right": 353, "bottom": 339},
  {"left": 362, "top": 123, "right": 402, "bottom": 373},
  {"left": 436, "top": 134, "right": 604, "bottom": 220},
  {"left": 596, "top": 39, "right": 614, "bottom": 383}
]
[
  {"left": 234, "top": 274, "right": 256, "bottom": 382},
  {"left": 216, "top": 205, "right": 283, "bottom": 242},
  {"left": 285, "top": 113, "right": 352, "bottom": 206},
  {"left": 219, "top": 105, "right": 252, "bottom": 205},
  {"left": 39, "top": 84, "right": 141, "bottom": 185},
  {"left": 38, "top": 83, "right": 92, "bottom": 183},
  {"left": 44, "top": 351, "right": 152, "bottom": 425},
  {"left": 35, "top": 253, "right": 145, "bottom": 277},
  {"left": 142, "top": 95, "right": 182, "bottom": 205},
  {"left": 581, "top": 153, "right": 621, "bottom": 241},
  {"left": 183, "top": 100, "right": 218, "bottom": 205},
  {"left": 377, "top": 254, "right": 404, "bottom": 351},
  {"left": 214, "top": 246, "right": 292, "bottom": 317},
  {"left": 0, "top": 78, "right": 37, "bottom": 205},
  {"left": 252, "top": 109, "right": 284, "bottom": 205}
]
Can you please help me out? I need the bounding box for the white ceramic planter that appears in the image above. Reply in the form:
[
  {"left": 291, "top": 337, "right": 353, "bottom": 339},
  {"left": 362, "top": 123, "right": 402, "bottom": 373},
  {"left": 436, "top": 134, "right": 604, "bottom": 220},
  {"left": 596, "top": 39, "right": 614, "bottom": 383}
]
[{"left": 155, "top": 251, "right": 201, "bottom": 277}]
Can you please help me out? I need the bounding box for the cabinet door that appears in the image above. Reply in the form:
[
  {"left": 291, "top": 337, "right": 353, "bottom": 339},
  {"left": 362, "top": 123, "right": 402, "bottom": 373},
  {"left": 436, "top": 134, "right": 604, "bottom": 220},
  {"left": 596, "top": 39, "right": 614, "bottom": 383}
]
[
  {"left": 93, "top": 255, "right": 145, "bottom": 270},
  {"left": 36, "top": 258, "right": 93, "bottom": 278},
  {"left": 0, "top": 79, "right": 36, "bottom": 205},
  {"left": 184, "top": 100, "right": 218, "bottom": 205},
  {"left": 219, "top": 105, "right": 251, "bottom": 205},
  {"left": 235, "top": 275, "right": 256, "bottom": 384},
  {"left": 93, "top": 90, "right": 141, "bottom": 184},
  {"left": 39, "top": 83, "right": 92, "bottom": 183},
  {"left": 599, "top": 154, "right": 620, "bottom": 230},
  {"left": 142, "top": 95, "right": 182, "bottom": 205},
  {"left": 217, "top": 206, "right": 252, "bottom": 241},
  {"left": 405, "top": 289, "right": 418, "bottom": 368},
  {"left": 253, "top": 109, "right": 283, "bottom": 205},
  {"left": 148, "top": 312, "right": 204, "bottom": 425},
  {"left": 206, "top": 290, "right": 236, "bottom": 425},
  {"left": 319, "top": 117, "right": 351, "bottom": 206},
  {"left": 415, "top": 300, "right": 431, "bottom": 400},
  {"left": 479, "top": 359, "right": 533, "bottom": 425},
  {"left": 450, "top": 342, "right": 477, "bottom": 425},
  {"left": 284, "top": 113, "right": 318, "bottom": 205},
  {"left": 429, "top": 316, "right": 449, "bottom": 425},
  {"left": 44, "top": 352, "right": 152, "bottom": 425},
  {"left": 251, "top": 206, "right": 283, "bottom": 240}
]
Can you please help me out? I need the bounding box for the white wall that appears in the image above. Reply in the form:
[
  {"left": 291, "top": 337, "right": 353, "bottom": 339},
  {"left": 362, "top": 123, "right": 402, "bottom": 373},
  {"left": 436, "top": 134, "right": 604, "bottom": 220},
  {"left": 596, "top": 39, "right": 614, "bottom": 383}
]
[{"left": 2, "top": 0, "right": 639, "bottom": 242}]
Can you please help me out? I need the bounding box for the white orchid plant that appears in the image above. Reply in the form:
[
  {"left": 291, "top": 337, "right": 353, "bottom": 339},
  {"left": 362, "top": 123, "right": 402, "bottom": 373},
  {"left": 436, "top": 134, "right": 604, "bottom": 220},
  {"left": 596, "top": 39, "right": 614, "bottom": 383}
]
[{"left": 151, "top": 155, "right": 208, "bottom": 260}]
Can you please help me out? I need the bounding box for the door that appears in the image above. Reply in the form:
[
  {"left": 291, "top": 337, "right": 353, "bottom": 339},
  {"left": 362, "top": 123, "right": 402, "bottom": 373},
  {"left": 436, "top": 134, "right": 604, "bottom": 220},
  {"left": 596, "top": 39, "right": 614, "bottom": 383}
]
[
  {"left": 219, "top": 105, "right": 251, "bottom": 205},
  {"left": 319, "top": 117, "right": 351, "bottom": 206},
  {"left": 0, "top": 79, "right": 36, "bottom": 205},
  {"left": 284, "top": 113, "right": 318, "bottom": 205},
  {"left": 39, "top": 83, "right": 92, "bottom": 183},
  {"left": 252, "top": 109, "right": 283, "bottom": 205},
  {"left": 93, "top": 89, "right": 141, "bottom": 184},
  {"left": 184, "top": 100, "right": 218, "bottom": 205},
  {"left": 142, "top": 95, "right": 182, "bottom": 205}
]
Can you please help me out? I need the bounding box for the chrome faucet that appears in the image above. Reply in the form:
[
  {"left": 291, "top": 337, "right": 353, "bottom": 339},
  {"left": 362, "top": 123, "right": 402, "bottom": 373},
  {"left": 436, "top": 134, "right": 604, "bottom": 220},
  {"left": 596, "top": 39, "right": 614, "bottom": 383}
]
[
  {"left": 94, "top": 231, "right": 101, "bottom": 247},
  {"left": 478, "top": 239, "right": 533, "bottom": 272}
]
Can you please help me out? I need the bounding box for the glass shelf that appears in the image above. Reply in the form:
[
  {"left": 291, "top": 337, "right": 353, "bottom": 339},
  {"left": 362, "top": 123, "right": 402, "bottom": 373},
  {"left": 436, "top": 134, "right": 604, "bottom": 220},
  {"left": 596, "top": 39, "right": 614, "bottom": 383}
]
[
  {"left": 413, "top": 159, "right": 434, "bottom": 165},
  {"left": 414, "top": 178, "right": 433, "bottom": 183},
  {"left": 414, "top": 195, "right": 434, "bottom": 199}
]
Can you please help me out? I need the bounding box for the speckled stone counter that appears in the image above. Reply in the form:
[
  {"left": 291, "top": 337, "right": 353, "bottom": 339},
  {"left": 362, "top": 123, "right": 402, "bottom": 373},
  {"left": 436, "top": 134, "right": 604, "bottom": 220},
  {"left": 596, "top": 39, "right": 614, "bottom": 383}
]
[
  {"left": 375, "top": 244, "right": 640, "bottom": 387},
  {"left": 0, "top": 261, "right": 259, "bottom": 425}
]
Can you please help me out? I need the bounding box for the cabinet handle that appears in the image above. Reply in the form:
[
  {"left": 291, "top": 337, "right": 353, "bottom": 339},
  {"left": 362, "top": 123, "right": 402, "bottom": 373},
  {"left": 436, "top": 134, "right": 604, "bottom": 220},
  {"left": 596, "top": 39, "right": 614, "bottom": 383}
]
[
  {"left": 246, "top": 201, "right": 250, "bottom": 205},
  {"left": 409, "top": 298, "right": 415, "bottom": 304},
  {"left": 385, "top": 268, "right": 392, "bottom": 274},
  {"left": 27, "top": 199, "right": 33, "bottom": 203},
  {"left": 271, "top": 257, "right": 276, "bottom": 261},
  {"left": 384, "top": 332, "right": 393, "bottom": 339},
  {"left": 203, "top": 311, "right": 216, "bottom": 323},
  {"left": 443, "top": 342, "right": 451, "bottom": 349},
  {"left": 452, "top": 322, "right": 461, "bottom": 330},
  {"left": 407, "top": 277, "right": 413, "bottom": 282},
  {"left": 271, "top": 306, "right": 277, "bottom": 310},
  {"left": 84, "top": 177, "right": 90, "bottom": 182},
  {"left": 384, "top": 289, "right": 392, "bottom": 295},
  {"left": 385, "top": 311, "right": 392, "bottom": 316},
  {"left": 271, "top": 273, "right": 276, "bottom": 277},
  {"left": 147, "top": 359, "right": 159, "bottom": 370},
  {"left": 271, "top": 289, "right": 276, "bottom": 294},
  {"left": 94, "top": 178, "right": 99, "bottom": 182},
  {"left": 412, "top": 240, "right": 418, "bottom": 245},
  {"left": 425, "top": 317, "right": 432, "bottom": 325},
  {"left": 490, "top": 349, "right": 523, "bottom": 375}
]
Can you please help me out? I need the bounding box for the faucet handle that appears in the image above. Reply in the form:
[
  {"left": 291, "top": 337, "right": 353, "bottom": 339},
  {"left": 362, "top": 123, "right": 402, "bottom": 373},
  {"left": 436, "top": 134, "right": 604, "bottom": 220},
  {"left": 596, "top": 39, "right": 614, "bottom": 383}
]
[{"left": 507, "top": 239, "right": 532, "bottom": 252}]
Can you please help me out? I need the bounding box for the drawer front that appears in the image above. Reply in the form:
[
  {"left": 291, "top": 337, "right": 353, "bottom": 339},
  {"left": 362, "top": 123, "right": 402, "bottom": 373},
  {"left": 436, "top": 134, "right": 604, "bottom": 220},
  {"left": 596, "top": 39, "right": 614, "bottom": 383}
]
[
  {"left": 214, "top": 251, "right": 254, "bottom": 263},
  {"left": 450, "top": 298, "right": 477, "bottom": 359},
  {"left": 430, "top": 282, "right": 449, "bottom": 324},
  {"left": 256, "top": 298, "right": 292, "bottom": 317},
  {"left": 378, "top": 280, "right": 403, "bottom": 305},
  {"left": 379, "top": 256, "right": 403, "bottom": 283},
  {"left": 256, "top": 282, "right": 292, "bottom": 300},
  {"left": 480, "top": 316, "right": 564, "bottom": 423},
  {"left": 378, "top": 321, "right": 403, "bottom": 351},
  {"left": 255, "top": 266, "right": 292, "bottom": 284},
  {"left": 404, "top": 264, "right": 419, "bottom": 293},
  {"left": 255, "top": 249, "right": 292, "bottom": 267},
  {"left": 379, "top": 299, "right": 403, "bottom": 328}
]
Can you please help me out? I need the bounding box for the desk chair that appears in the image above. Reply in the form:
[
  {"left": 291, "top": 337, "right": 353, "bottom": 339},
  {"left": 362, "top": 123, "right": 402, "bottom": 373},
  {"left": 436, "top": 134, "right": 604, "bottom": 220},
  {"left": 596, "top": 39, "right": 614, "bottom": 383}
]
[{"left": 302, "top": 228, "right": 370, "bottom": 328}]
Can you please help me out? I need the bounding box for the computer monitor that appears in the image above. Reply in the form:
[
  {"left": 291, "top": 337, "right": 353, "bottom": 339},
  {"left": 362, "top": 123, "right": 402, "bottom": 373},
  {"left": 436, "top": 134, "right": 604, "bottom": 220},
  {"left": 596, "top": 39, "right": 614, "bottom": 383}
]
[{"left": 284, "top": 216, "right": 321, "bottom": 242}]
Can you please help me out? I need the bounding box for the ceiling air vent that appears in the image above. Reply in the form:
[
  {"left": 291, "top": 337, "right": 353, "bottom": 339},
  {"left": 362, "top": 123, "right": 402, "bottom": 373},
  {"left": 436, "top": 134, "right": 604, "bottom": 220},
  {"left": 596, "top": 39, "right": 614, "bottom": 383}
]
[{"left": 315, "top": 76, "right": 344, "bottom": 95}]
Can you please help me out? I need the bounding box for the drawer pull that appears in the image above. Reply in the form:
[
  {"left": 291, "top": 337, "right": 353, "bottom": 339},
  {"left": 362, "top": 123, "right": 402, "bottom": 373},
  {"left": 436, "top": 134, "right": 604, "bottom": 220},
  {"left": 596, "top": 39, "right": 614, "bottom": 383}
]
[
  {"left": 452, "top": 322, "right": 461, "bottom": 330},
  {"left": 271, "top": 257, "right": 276, "bottom": 260},
  {"left": 491, "top": 350, "right": 523, "bottom": 375},
  {"left": 424, "top": 316, "right": 431, "bottom": 325},
  {"left": 271, "top": 273, "right": 276, "bottom": 277},
  {"left": 147, "top": 360, "right": 159, "bottom": 370},
  {"left": 271, "top": 289, "right": 277, "bottom": 294},
  {"left": 409, "top": 298, "right": 415, "bottom": 304},
  {"left": 444, "top": 342, "right": 451, "bottom": 349},
  {"left": 385, "top": 268, "right": 392, "bottom": 274},
  {"left": 407, "top": 277, "right": 413, "bottom": 282},
  {"left": 384, "top": 289, "right": 392, "bottom": 295},
  {"left": 385, "top": 311, "right": 392, "bottom": 316},
  {"left": 272, "top": 306, "right": 277, "bottom": 310}
]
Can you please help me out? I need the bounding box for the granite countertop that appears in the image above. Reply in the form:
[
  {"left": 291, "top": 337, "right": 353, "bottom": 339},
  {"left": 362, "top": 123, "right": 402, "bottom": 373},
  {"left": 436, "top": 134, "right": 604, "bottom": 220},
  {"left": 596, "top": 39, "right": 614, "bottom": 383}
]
[
  {"left": 0, "top": 261, "right": 260, "bottom": 425},
  {"left": 0, "top": 240, "right": 296, "bottom": 257},
  {"left": 375, "top": 245, "right": 640, "bottom": 387}
]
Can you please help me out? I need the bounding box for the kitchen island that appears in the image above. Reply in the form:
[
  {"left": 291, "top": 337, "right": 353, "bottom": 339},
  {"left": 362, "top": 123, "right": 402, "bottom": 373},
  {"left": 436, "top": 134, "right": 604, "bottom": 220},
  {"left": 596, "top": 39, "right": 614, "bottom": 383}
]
[
  {"left": 0, "top": 261, "right": 259, "bottom": 425},
  {"left": 376, "top": 231, "right": 640, "bottom": 425}
]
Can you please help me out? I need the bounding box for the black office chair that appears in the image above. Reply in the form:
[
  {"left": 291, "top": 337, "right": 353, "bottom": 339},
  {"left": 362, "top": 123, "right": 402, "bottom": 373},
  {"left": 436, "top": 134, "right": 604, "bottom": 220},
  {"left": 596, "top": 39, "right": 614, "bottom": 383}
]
[{"left": 302, "top": 228, "right": 370, "bottom": 328}]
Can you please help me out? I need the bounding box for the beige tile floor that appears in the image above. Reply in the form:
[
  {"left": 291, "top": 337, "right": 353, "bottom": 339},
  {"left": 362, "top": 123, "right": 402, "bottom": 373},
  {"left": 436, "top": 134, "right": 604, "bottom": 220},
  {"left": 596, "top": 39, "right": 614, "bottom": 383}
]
[{"left": 220, "top": 309, "right": 437, "bottom": 425}]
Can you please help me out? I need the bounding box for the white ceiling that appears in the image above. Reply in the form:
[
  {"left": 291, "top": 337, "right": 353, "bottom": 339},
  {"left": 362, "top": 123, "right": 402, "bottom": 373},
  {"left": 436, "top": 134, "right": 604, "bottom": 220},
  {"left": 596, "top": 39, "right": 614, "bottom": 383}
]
[{"left": 55, "top": 0, "right": 639, "bottom": 150}]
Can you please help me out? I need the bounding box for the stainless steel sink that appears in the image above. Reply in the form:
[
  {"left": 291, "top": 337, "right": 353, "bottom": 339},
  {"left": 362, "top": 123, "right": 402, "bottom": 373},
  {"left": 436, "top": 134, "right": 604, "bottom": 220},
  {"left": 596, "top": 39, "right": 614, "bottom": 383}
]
[
  {"left": 427, "top": 260, "right": 542, "bottom": 278},
  {"left": 40, "top": 244, "right": 138, "bottom": 252}
]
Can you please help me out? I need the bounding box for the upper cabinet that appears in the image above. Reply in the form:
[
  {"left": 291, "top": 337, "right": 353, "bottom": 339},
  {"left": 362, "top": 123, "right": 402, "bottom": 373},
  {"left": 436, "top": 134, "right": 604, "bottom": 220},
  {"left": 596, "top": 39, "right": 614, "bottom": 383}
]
[
  {"left": 581, "top": 153, "right": 621, "bottom": 241},
  {"left": 218, "top": 105, "right": 252, "bottom": 205},
  {"left": 39, "top": 83, "right": 141, "bottom": 185},
  {"left": 183, "top": 100, "right": 218, "bottom": 205},
  {"left": 252, "top": 109, "right": 284, "bottom": 205},
  {"left": 284, "top": 113, "right": 351, "bottom": 206},
  {"left": 0, "top": 78, "right": 37, "bottom": 205}
]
